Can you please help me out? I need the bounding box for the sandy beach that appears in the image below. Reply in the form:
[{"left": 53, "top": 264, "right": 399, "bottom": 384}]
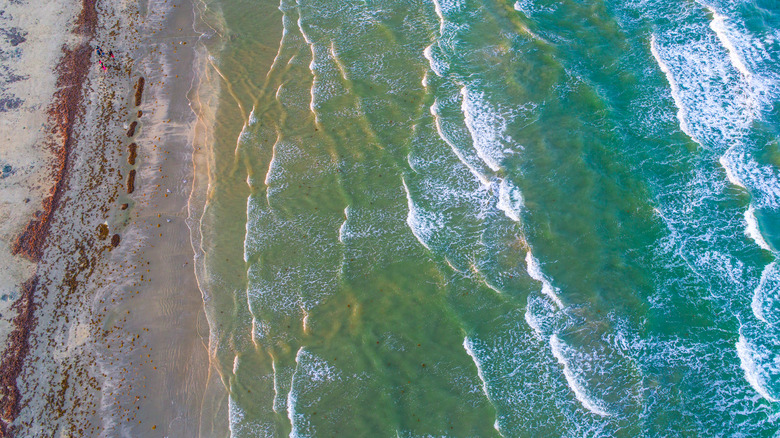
[{"left": 0, "top": 0, "right": 226, "bottom": 436}]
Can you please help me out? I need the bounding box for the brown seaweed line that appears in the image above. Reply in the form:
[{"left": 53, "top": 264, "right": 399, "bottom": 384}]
[
  {"left": 126, "top": 169, "right": 136, "bottom": 194},
  {"left": 0, "top": 277, "right": 37, "bottom": 438},
  {"left": 134, "top": 76, "right": 144, "bottom": 107},
  {"left": 2, "top": 0, "right": 98, "bottom": 436},
  {"left": 127, "top": 142, "right": 137, "bottom": 165},
  {"left": 125, "top": 120, "right": 137, "bottom": 138}
]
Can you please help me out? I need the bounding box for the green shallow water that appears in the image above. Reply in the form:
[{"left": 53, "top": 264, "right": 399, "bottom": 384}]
[{"left": 195, "top": 0, "right": 780, "bottom": 435}]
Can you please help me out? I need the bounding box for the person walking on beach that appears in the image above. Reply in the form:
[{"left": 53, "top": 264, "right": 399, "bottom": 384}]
[{"left": 109, "top": 50, "right": 114, "bottom": 59}]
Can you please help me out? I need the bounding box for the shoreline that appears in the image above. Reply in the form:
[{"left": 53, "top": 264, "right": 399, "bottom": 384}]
[{"left": 0, "top": 0, "right": 227, "bottom": 435}]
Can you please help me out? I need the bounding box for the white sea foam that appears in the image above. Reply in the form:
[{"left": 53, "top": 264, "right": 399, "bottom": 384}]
[
  {"left": 497, "top": 178, "right": 523, "bottom": 222},
  {"left": 752, "top": 262, "right": 780, "bottom": 325},
  {"left": 287, "top": 347, "right": 304, "bottom": 438},
  {"left": 719, "top": 153, "right": 746, "bottom": 189},
  {"left": 471, "top": 263, "right": 504, "bottom": 295},
  {"left": 296, "top": 16, "right": 321, "bottom": 124},
  {"left": 267, "top": 0, "right": 288, "bottom": 77},
  {"left": 338, "top": 205, "right": 349, "bottom": 243},
  {"left": 423, "top": 45, "right": 448, "bottom": 77},
  {"left": 513, "top": 1, "right": 529, "bottom": 13},
  {"left": 249, "top": 310, "right": 260, "bottom": 347},
  {"left": 401, "top": 176, "right": 441, "bottom": 250},
  {"left": 463, "top": 337, "right": 504, "bottom": 436},
  {"left": 751, "top": 281, "right": 768, "bottom": 325},
  {"left": 524, "top": 293, "right": 565, "bottom": 338},
  {"left": 301, "top": 306, "right": 310, "bottom": 334},
  {"left": 650, "top": 15, "right": 769, "bottom": 153},
  {"left": 430, "top": 0, "right": 463, "bottom": 34},
  {"left": 248, "top": 105, "right": 257, "bottom": 126},
  {"left": 329, "top": 42, "right": 349, "bottom": 81},
  {"left": 236, "top": 115, "right": 251, "bottom": 156},
  {"left": 460, "top": 87, "right": 509, "bottom": 172},
  {"left": 264, "top": 134, "right": 280, "bottom": 198},
  {"left": 441, "top": 256, "right": 466, "bottom": 274},
  {"left": 525, "top": 251, "right": 564, "bottom": 309},
  {"left": 299, "top": 349, "right": 340, "bottom": 383},
  {"left": 650, "top": 34, "right": 696, "bottom": 143},
  {"left": 228, "top": 394, "right": 242, "bottom": 438},
  {"left": 244, "top": 195, "right": 252, "bottom": 263},
  {"left": 524, "top": 300, "right": 543, "bottom": 338},
  {"left": 705, "top": 5, "right": 776, "bottom": 106},
  {"left": 431, "top": 0, "right": 445, "bottom": 34},
  {"left": 550, "top": 335, "right": 611, "bottom": 417},
  {"left": 724, "top": 151, "right": 780, "bottom": 209},
  {"left": 708, "top": 7, "right": 752, "bottom": 79},
  {"left": 430, "top": 101, "right": 490, "bottom": 187},
  {"left": 271, "top": 357, "right": 282, "bottom": 413},
  {"left": 744, "top": 206, "right": 770, "bottom": 251},
  {"left": 736, "top": 335, "right": 778, "bottom": 403}
]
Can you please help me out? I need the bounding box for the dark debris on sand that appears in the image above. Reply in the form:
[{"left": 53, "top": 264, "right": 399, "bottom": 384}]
[{"left": 2, "top": 0, "right": 98, "bottom": 435}]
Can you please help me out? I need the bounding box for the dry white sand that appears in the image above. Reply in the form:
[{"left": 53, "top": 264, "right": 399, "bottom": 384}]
[{"left": 0, "top": 0, "right": 80, "bottom": 355}]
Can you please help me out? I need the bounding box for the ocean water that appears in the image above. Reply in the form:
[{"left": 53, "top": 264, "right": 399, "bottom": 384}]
[{"left": 193, "top": 0, "right": 780, "bottom": 435}]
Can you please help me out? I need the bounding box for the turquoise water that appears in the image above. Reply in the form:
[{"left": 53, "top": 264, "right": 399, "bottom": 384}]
[{"left": 195, "top": 0, "right": 780, "bottom": 435}]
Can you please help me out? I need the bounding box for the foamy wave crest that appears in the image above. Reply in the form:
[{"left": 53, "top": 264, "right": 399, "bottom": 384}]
[
  {"left": 513, "top": 0, "right": 554, "bottom": 16},
  {"left": 460, "top": 86, "right": 513, "bottom": 172},
  {"left": 423, "top": 44, "right": 449, "bottom": 77},
  {"left": 524, "top": 300, "right": 544, "bottom": 337},
  {"left": 719, "top": 153, "right": 746, "bottom": 189},
  {"left": 229, "top": 391, "right": 275, "bottom": 437},
  {"left": 722, "top": 148, "right": 780, "bottom": 208},
  {"left": 744, "top": 206, "right": 771, "bottom": 251},
  {"left": 463, "top": 337, "right": 491, "bottom": 400},
  {"left": 497, "top": 178, "right": 523, "bottom": 222},
  {"left": 228, "top": 394, "right": 242, "bottom": 437},
  {"left": 550, "top": 335, "right": 612, "bottom": 417},
  {"left": 650, "top": 15, "right": 760, "bottom": 151},
  {"left": 243, "top": 195, "right": 254, "bottom": 263},
  {"left": 287, "top": 347, "right": 304, "bottom": 438},
  {"left": 431, "top": 0, "right": 466, "bottom": 31},
  {"left": 338, "top": 205, "right": 349, "bottom": 244},
  {"left": 463, "top": 337, "right": 504, "bottom": 436},
  {"left": 650, "top": 34, "right": 695, "bottom": 142},
  {"left": 524, "top": 294, "right": 564, "bottom": 338},
  {"left": 401, "top": 176, "right": 443, "bottom": 250},
  {"left": 525, "top": 252, "right": 564, "bottom": 309},
  {"left": 736, "top": 335, "right": 778, "bottom": 403},
  {"left": 705, "top": 5, "right": 777, "bottom": 104},
  {"left": 513, "top": 0, "right": 531, "bottom": 14},
  {"left": 430, "top": 99, "right": 491, "bottom": 186},
  {"left": 287, "top": 348, "right": 343, "bottom": 437},
  {"left": 708, "top": 7, "right": 751, "bottom": 79},
  {"left": 752, "top": 262, "right": 780, "bottom": 325}
]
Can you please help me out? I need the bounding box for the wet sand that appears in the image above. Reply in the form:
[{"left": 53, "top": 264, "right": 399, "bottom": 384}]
[{"left": 0, "top": 0, "right": 227, "bottom": 436}]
